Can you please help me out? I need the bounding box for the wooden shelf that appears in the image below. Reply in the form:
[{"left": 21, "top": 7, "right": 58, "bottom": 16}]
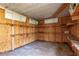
[
  {"left": 66, "top": 23, "right": 74, "bottom": 26},
  {"left": 60, "top": 22, "right": 74, "bottom": 28}
]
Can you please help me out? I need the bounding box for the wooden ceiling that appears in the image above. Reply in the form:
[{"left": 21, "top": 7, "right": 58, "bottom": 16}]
[{"left": 0, "top": 3, "right": 70, "bottom": 19}]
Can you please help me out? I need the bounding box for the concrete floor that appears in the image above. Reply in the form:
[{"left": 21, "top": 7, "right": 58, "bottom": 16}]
[{"left": 0, "top": 41, "right": 73, "bottom": 56}]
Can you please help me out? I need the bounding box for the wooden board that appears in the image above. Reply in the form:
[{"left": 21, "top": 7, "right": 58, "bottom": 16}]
[
  {"left": 0, "top": 8, "right": 5, "bottom": 23},
  {"left": 0, "top": 8, "right": 37, "bottom": 52},
  {"left": 48, "top": 33, "right": 55, "bottom": 42},
  {"left": 0, "top": 23, "right": 12, "bottom": 52}
]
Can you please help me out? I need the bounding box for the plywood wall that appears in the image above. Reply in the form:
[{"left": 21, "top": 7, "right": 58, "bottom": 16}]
[
  {"left": 0, "top": 19, "right": 12, "bottom": 52},
  {"left": 36, "top": 17, "right": 72, "bottom": 43},
  {"left": 64, "top": 6, "right": 79, "bottom": 39},
  {"left": 0, "top": 7, "right": 73, "bottom": 52},
  {"left": 69, "top": 18, "right": 79, "bottom": 39},
  {"left": 13, "top": 20, "right": 37, "bottom": 48},
  {"left": 0, "top": 8, "right": 37, "bottom": 52},
  {"left": 0, "top": 8, "right": 12, "bottom": 52}
]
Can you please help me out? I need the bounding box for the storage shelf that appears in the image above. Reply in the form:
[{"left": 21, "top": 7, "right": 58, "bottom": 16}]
[
  {"left": 66, "top": 23, "right": 74, "bottom": 26},
  {"left": 60, "top": 22, "right": 75, "bottom": 28}
]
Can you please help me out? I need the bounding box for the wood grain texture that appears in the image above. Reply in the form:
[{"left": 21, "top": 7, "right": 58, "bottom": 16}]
[
  {"left": 0, "top": 8, "right": 37, "bottom": 52},
  {"left": 13, "top": 20, "right": 37, "bottom": 48},
  {"left": 0, "top": 20, "right": 12, "bottom": 52},
  {"left": 37, "top": 17, "right": 70, "bottom": 42}
]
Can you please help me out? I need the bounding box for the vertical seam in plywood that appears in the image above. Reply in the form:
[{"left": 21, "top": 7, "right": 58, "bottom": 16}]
[{"left": 11, "top": 21, "right": 14, "bottom": 50}]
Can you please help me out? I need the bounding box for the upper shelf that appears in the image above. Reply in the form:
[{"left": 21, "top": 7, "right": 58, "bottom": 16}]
[
  {"left": 60, "top": 22, "right": 76, "bottom": 28},
  {"left": 71, "top": 16, "right": 79, "bottom": 20},
  {"left": 66, "top": 22, "right": 74, "bottom": 26}
]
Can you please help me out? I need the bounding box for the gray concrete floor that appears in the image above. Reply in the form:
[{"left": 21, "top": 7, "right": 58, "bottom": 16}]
[{"left": 0, "top": 41, "right": 73, "bottom": 56}]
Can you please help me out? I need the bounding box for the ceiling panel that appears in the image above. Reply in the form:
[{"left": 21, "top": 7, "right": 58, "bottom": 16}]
[{"left": 0, "top": 3, "right": 69, "bottom": 19}]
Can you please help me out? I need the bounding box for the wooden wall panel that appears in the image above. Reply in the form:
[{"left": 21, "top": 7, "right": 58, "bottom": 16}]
[
  {"left": 55, "top": 33, "right": 62, "bottom": 42},
  {"left": 5, "top": 24, "right": 12, "bottom": 51},
  {"left": 37, "top": 24, "right": 56, "bottom": 42},
  {"left": 14, "top": 35, "right": 19, "bottom": 48},
  {"left": 0, "top": 8, "right": 5, "bottom": 23},
  {"left": 55, "top": 26, "right": 62, "bottom": 42},
  {"left": 37, "top": 33, "right": 44, "bottom": 40},
  {"left": 77, "top": 22, "right": 79, "bottom": 38},
  {"left": 0, "top": 21, "right": 12, "bottom": 52},
  {"left": 69, "top": 19, "right": 79, "bottom": 39},
  {"left": 0, "top": 8, "right": 12, "bottom": 52},
  {"left": 48, "top": 33, "right": 55, "bottom": 42},
  {"left": 0, "top": 8, "right": 37, "bottom": 52},
  {"left": 13, "top": 21, "right": 37, "bottom": 48},
  {"left": 37, "top": 16, "right": 72, "bottom": 42},
  {"left": 56, "top": 27, "right": 62, "bottom": 33},
  {"left": 43, "top": 33, "right": 49, "bottom": 41}
]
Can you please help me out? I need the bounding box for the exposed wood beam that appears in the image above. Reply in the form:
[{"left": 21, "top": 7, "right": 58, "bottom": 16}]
[{"left": 48, "top": 3, "right": 70, "bottom": 18}]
